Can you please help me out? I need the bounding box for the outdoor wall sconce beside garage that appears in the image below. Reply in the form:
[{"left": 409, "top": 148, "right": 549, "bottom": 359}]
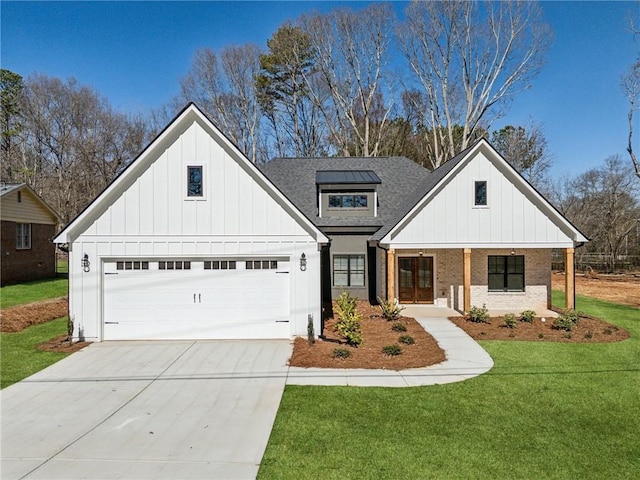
[
  {"left": 82, "top": 253, "right": 90, "bottom": 272},
  {"left": 300, "top": 253, "right": 307, "bottom": 271}
]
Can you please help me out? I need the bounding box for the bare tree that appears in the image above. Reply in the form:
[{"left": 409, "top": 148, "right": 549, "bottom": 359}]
[
  {"left": 621, "top": 59, "right": 640, "bottom": 180},
  {"left": 559, "top": 155, "right": 640, "bottom": 270},
  {"left": 491, "top": 121, "right": 553, "bottom": 191},
  {"left": 398, "top": 0, "right": 552, "bottom": 168},
  {"left": 19, "top": 74, "right": 147, "bottom": 223},
  {"left": 180, "top": 45, "right": 265, "bottom": 163},
  {"left": 300, "top": 3, "right": 396, "bottom": 157}
]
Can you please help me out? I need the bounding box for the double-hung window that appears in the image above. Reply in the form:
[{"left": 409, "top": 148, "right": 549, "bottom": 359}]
[
  {"left": 488, "top": 255, "right": 524, "bottom": 292},
  {"left": 16, "top": 223, "right": 31, "bottom": 249},
  {"left": 333, "top": 254, "right": 365, "bottom": 287}
]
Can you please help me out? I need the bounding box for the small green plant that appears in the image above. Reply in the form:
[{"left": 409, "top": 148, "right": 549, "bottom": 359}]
[
  {"left": 334, "top": 292, "right": 363, "bottom": 347},
  {"left": 307, "top": 315, "right": 315, "bottom": 345},
  {"left": 382, "top": 345, "right": 402, "bottom": 356},
  {"left": 519, "top": 310, "right": 536, "bottom": 323},
  {"left": 332, "top": 347, "right": 351, "bottom": 359},
  {"left": 67, "top": 316, "right": 74, "bottom": 345},
  {"left": 563, "top": 332, "right": 572, "bottom": 339},
  {"left": 553, "top": 309, "right": 581, "bottom": 331},
  {"left": 503, "top": 313, "right": 517, "bottom": 329},
  {"left": 603, "top": 328, "right": 613, "bottom": 335},
  {"left": 584, "top": 331, "right": 593, "bottom": 339},
  {"left": 538, "top": 333, "right": 544, "bottom": 339},
  {"left": 398, "top": 335, "right": 415, "bottom": 345},
  {"left": 377, "top": 296, "right": 405, "bottom": 321},
  {"left": 391, "top": 322, "right": 407, "bottom": 332},
  {"left": 468, "top": 304, "right": 490, "bottom": 323}
]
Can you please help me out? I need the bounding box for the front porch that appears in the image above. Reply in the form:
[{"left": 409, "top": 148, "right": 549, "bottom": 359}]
[{"left": 385, "top": 247, "right": 577, "bottom": 314}]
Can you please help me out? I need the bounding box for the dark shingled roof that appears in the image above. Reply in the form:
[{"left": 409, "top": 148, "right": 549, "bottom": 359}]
[{"left": 261, "top": 141, "right": 480, "bottom": 239}]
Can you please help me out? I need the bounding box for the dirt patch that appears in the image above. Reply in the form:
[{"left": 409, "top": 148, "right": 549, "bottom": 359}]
[
  {"left": 0, "top": 298, "right": 69, "bottom": 332},
  {"left": 553, "top": 271, "right": 640, "bottom": 308},
  {"left": 450, "top": 314, "right": 629, "bottom": 343},
  {"left": 38, "top": 334, "right": 90, "bottom": 353},
  {"left": 290, "top": 302, "right": 446, "bottom": 370}
]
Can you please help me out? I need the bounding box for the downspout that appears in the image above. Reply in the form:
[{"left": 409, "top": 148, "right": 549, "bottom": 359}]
[{"left": 377, "top": 241, "right": 390, "bottom": 301}]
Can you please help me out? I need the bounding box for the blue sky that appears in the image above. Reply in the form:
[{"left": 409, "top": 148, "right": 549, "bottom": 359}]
[{"left": 2, "top": 1, "right": 638, "bottom": 177}]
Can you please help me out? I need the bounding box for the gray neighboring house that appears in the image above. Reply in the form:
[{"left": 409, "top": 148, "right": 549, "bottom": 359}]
[{"left": 262, "top": 138, "right": 588, "bottom": 321}]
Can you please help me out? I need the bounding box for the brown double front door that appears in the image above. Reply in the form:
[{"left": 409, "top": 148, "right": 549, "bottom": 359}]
[{"left": 398, "top": 257, "right": 434, "bottom": 303}]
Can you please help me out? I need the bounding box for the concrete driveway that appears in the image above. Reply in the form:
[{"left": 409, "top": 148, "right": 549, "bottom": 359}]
[{"left": 1, "top": 340, "right": 292, "bottom": 480}]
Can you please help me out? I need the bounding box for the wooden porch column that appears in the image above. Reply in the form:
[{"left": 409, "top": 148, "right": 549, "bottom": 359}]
[
  {"left": 565, "top": 247, "right": 575, "bottom": 310},
  {"left": 387, "top": 249, "right": 396, "bottom": 301},
  {"left": 463, "top": 248, "right": 471, "bottom": 313}
]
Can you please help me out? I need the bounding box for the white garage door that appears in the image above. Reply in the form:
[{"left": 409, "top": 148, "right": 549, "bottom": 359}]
[{"left": 103, "top": 258, "right": 290, "bottom": 340}]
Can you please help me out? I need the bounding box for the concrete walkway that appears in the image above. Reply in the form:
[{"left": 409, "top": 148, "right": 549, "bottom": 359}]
[{"left": 287, "top": 306, "right": 494, "bottom": 387}]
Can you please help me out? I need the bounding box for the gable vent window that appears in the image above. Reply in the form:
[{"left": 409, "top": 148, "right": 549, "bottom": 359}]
[
  {"left": 116, "top": 261, "right": 149, "bottom": 271},
  {"left": 205, "top": 260, "right": 236, "bottom": 270},
  {"left": 187, "top": 166, "right": 203, "bottom": 197},
  {"left": 17, "top": 191, "right": 22, "bottom": 203},
  {"left": 474, "top": 181, "right": 487, "bottom": 206},
  {"left": 159, "top": 261, "right": 191, "bottom": 270}
]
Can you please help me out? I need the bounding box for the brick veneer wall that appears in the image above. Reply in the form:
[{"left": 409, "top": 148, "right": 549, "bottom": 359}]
[
  {"left": 1, "top": 221, "right": 57, "bottom": 286},
  {"left": 389, "top": 247, "right": 551, "bottom": 312}
]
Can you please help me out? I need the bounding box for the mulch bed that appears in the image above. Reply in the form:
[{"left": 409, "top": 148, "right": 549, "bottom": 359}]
[
  {"left": 1, "top": 297, "right": 89, "bottom": 353},
  {"left": 450, "top": 314, "right": 629, "bottom": 343},
  {"left": 289, "top": 302, "right": 446, "bottom": 370},
  {"left": 0, "top": 298, "right": 69, "bottom": 332},
  {"left": 38, "top": 334, "right": 91, "bottom": 353}
]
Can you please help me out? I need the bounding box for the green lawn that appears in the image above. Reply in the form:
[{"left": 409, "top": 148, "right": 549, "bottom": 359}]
[
  {"left": 0, "top": 317, "right": 70, "bottom": 389},
  {"left": 259, "top": 293, "right": 640, "bottom": 479},
  {"left": 0, "top": 277, "right": 68, "bottom": 309}
]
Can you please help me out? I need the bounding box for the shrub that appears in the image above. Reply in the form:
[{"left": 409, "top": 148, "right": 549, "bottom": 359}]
[
  {"left": 519, "top": 310, "right": 536, "bottom": 323},
  {"left": 377, "top": 296, "right": 405, "bottom": 321},
  {"left": 468, "top": 304, "right": 490, "bottom": 323},
  {"left": 503, "top": 313, "right": 517, "bottom": 329},
  {"left": 553, "top": 309, "right": 581, "bottom": 332},
  {"left": 398, "top": 335, "right": 415, "bottom": 345},
  {"left": 382, "top": 345, "right": 402, "bottom": 356},
  {"left": 334, "top": 292, "right": 363, "bottom": 347},
  {"left": 307, "top": 315, "right": 315, "bottom": 345},
  {"left": 391, "top": 322, "right": 407, "bottom": 332},
  {"left": 332, "top": 347, "right": 351, "bottom": 359}
]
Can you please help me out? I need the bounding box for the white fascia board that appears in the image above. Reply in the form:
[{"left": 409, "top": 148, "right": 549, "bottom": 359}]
[
  {"left": 380, "top": 142, "right": 483, "bottom": 245},
  {"left": 380, "top": 139, "right": 588, "bottom": 246},
  {"left": 54, "top": 104, "right": 328, "bottom": 245}
]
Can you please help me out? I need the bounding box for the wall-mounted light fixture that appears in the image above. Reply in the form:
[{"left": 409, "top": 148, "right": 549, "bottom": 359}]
[
  {"left": 510, "top": 249, "right": 516, "bottom": 256},
  {"left": 300, "top": 253, "right": 307, "bottom": 271},
  {"left": 82, "top": 253, "right": 90, "bottom": 272}
]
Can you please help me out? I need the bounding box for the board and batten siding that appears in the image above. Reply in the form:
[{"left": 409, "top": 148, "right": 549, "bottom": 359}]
[
  {"left": 0, "top": 189, "right": 57, "bottom": 225},
  {"left": 389, "top": 151, "right": 576, "bottom": 248},
  {"left": 66, "top": 115, "right": 323, "bottom": 341},
  {"left": 81, "top": 122, "right": 307, "bottom": 238}
]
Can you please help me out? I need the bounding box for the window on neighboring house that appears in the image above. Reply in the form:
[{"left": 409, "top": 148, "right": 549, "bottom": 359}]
[
  {"left": 474, "top": 181, "right": 487, "bottom": 206},
  {"left": 187, "top": 166, "right": 203, "bottom": 197},
  {"left": 16, "top": 223, "right": 31, "bottom": 249},
  {"left": 333, "top": 254, "right": 365, "bottom": 287},
  {"left": 328, "top": 194, "right": 368, "bottom": 208},
  {"left": 488, "top": 255, "right": 524, "bottom": 292}
]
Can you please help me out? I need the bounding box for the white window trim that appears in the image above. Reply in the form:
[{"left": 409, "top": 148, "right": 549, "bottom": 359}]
[
  {"left": 185, "top": 164, "right": 207, "bottom": 201},
  {"left": 473, "top": 179, "right": 489, "bottom": 208},
  {"left": 16, "top": 223, "right": 32, "bottom": 250}
]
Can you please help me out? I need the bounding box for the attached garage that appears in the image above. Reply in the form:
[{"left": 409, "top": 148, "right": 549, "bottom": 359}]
[
  {"left": 55, "top": 104, "right": 327, "bottom": 342},
  {"left": 103, "top": 258, "right": 291, "bottom": 340}
]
